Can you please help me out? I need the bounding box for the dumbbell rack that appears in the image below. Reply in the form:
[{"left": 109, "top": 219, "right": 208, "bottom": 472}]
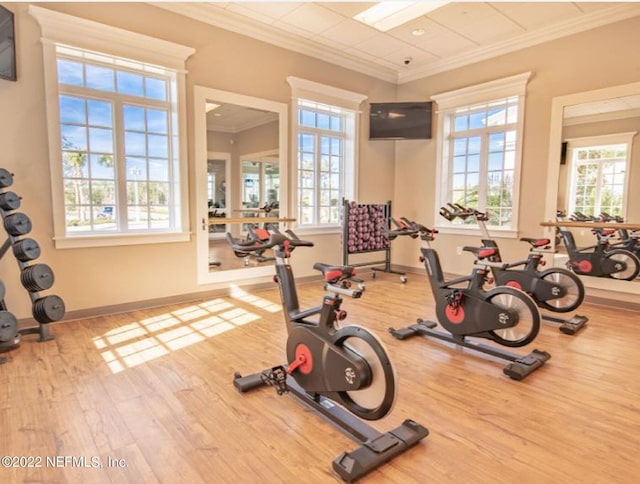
[
  {"left": 0, "top": 168, "right": 65, "bottom": 363},
  {"left": 342, "top": 199, "right": 407, "bottom": 282}
]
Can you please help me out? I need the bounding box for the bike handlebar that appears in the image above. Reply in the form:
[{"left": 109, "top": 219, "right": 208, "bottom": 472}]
[
  {"left": 439, "top": 203, "right": 489, "bottom": 222},
  {"left": 388, "top": 218, "right": 437, "bottom": 241},
  {"left": 226, "top": 230, "right": 314, "bottom": 253}
]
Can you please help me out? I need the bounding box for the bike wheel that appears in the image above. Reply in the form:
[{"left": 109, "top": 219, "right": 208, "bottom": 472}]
[
  {"left": 606, "top": 249, "right": 640, "bottom": 280},
  {"left": 486, "top": 287, "right": 540, "bottom": 347},
  {"left": 538, "top": 268, "right": 585, "bottom": 313},
  {"left": 333, "top": 325, "right": 396, "bottom": 421}
]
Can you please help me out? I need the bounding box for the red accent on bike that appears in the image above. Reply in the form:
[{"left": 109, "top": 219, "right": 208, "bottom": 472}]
[
  {"left": 533, "top": 239, "right": 550, "bottom": 247},
  {"left": 273, "top": 275, "right": 279, "bottom": 284},
  {"left": 325, "top": 270, "right": 342, "bottom": 282},
  {"left": 337, "top": 310, "right": 347, "bottom": 321},
  {"left": 284, "top": 239, "right": 291, "bottom": 258},
  {"left": 287, "top": 345, "right": 313, "bottom": 375},
  {"left": 572, "top": 260, "right": 593, "bottom": 273},
  {"left": 479, "top": 248, "right": 497, "bottom": 258},
  {"left": 445, "top": 305, "right": 465, "bottom": 324},
  {"left": 419, "top": 256, "right": 425, "bottom": 263},
  {"left": 602, "top": 229, "right": 615, "bottom": 236},
  {"left": 254, "top": 228, "right": 269, "bottom": 240},
  {"left": 506, "top": 280, "right": 522, "bottom": 290},
  {"left": 540, "top": 260, "right": 546, "bottom": 266},
  {"left": 577, "top": 260, "right": 593, "bottom": 273}
]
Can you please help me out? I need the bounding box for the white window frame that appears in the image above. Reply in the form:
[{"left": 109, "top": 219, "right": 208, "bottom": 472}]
[
  {"left": 30, "top": 6, "right": 194, "bottom": 248},
  {"left": 287, "top": 77, "right": 366, "bottom": 234},
  {"left": 432, "top": 72, "right": 531, "bottom": 237},
  {"left": 565, "top": 132, "right": 636, "bottom": 218}
]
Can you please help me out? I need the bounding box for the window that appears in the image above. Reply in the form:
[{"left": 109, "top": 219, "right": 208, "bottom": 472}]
[
  {"left": 433, "top": 73, "right": 531, "bottom": 234},
  {"left": 287, "top": 77, "right": 366, "bottom": 230},
  {"left": 566, "top": 133, "right": 635, "bottom": 218},
  {"left": 296, "top": 100, "right": 350, "bottom": 225},
  {"left": 30, "top": 6, "right": 194, "bottom": 248}
]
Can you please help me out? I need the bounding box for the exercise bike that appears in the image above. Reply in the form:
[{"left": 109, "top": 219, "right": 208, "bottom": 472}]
[
  {"left": 440, "top": 204, "right": 588, "bottom": 335},
  {"left": 387, "top": 219, "right": 550, "bottom": 380},
  {"left": 556, "top": 213, "right": 640, "bottom": 280},
  {"left": 227, "top": 229, "right": 428, "bottom": 481},
  {"left": 592, "top": 212, "right": 640, "bottom": 258},
  {"left": 229, "top": 223, "right": 277, "bottom": 266}
]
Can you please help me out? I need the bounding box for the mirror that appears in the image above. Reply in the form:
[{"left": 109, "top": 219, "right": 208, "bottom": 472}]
[
  {"left": 544, "top": 81, "right": 640, "bottom": 294},
  {"left": 194, "top": 86, "right": 288, "bottom": 284}
]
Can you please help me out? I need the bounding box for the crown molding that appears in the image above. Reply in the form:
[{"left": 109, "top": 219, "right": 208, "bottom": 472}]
[
  {"left": 563, "top": 108, "right": 640, "bottom": 127},
  {"left": 153, "top": 3, "right": 398, "bottom": 84},
  {"left": 152, "top": 3, "right": 640, "bottom": 86}
]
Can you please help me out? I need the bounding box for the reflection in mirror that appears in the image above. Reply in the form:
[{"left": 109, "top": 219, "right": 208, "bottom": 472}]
[
  {"left": 558, "top": 94, "right": 639, "bottom": 249},
  {"left": 544, "top": 82, "right": 640, "bottom": 293},
  {"left": 206, "top": 101, "right": 281, "bottom": 271}
]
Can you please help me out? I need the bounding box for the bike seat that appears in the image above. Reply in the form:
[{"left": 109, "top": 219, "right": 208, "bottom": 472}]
[
  {"left": 313, "top": 263, "right": 356, "bottom": 283},
  {"left": 462, "top": 246, "right": 498, "bottom": 260},
  {"left": 249, "top": 227, "right": 270, "bottom": 241},
  {"left": 520, "top": 237, "right": 550, "bottom": 248},
  {"left": 593, "top": 228, "right": 615, "bottom": 236}
]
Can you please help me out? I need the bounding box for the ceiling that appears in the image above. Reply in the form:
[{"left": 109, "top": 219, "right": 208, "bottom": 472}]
[
  {"left": 206, "top": 102, "right": 279, "bottom": 132},
  {"left": 155, "top": 2, "right": 640, "bottom": 84}
]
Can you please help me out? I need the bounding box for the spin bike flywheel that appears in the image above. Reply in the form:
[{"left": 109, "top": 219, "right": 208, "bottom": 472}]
[{"left": 333, "top": 325, "right": 397, "bottom": 421}]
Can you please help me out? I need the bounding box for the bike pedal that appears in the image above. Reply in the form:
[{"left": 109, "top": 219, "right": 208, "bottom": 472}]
[{"left": 261, "top": 365, "right": 289, "bottom": 395}]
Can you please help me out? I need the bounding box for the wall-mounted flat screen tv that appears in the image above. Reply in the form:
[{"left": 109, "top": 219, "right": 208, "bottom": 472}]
[
  {"left": 369, "top": 102, "right": 432, "bottom": 140},
  {"left": 0, "top": 5, "right": 16, "bottom": 82}
]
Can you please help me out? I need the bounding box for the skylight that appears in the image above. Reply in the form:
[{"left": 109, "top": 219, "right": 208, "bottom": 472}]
[{"left": 354, "top": 1, "right": 449, "bottom": 32}]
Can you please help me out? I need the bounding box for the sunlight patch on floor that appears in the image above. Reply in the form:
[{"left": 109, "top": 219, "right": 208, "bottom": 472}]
[
  {"left": 229, "top": 284, "right": 281, "bottom": 313},
  {"left": 93, "top": 296, "right": 265, "bottom": 374}
]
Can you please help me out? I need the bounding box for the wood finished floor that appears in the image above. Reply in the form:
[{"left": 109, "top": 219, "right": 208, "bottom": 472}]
[{"left": 1, "top": 271, "right": 639, "bottom": 483}]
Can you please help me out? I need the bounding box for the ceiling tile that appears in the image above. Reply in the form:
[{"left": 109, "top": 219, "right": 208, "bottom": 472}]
[
  {"left": 387, "top": 16, "right": 478, "bottom": 58},
  {"left": 316, "top": 2, "right": 375, "bottom": 18},
  {"left": 351, "top": 33, "right": 413, "bottom": 59},
  {"left": 227, "top": 2, "right": 304, "bottom": 21},
  {"left": 313, "top": 19, "right": 379, "bottom": 49},
  {"left": 574, "top": 2, "right": 617, "bottom": 13},
  {"left": 428, "top": 2, "right": 525, "bottom": 45},
  {"left": 277, "top": 3, "right": 347, "bottom": 35},
  {"left": 493, "top": 2, "right": 582, "bottom": 30},
  {"left": 226, "top": 4, "right": 281, "bottom": 25}
]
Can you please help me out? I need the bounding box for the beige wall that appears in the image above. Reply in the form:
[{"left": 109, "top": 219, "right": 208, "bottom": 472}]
[
  {"left": 0, "top": 2, "right": 396, "bottom": 319},
  {"left": 393, "top": 15, "right": 640, "bottom": 276}
]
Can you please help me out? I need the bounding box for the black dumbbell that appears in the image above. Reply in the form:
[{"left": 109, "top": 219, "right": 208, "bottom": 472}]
[
  {"left": 21, "top": 264, "right": 55, "bottom": 292},
  {"left": 4, "top": 212, "right": 32, "bottom": 236},
  {"left": 0, "top": 191, "right": 21, "bottom": 211},
  {"left": 33, "top": 295, "right": 65, "bottom": 324},
  {"left": 0, "top": 168, "right": 13, "bottom": 188},
  {"left": 0, "top": 311, "right": 19, "bottom": 343},
  {"left": 12, "top": 238, "right": 41, "bottom": 262}
]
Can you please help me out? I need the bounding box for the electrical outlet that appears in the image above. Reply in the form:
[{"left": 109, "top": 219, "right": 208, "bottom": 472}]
[{"left": 457, "top": 246, "right": 463, "bottom": 255}]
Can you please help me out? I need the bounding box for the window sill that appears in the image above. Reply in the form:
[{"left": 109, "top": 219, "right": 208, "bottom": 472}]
[
  {"left": 294, "top": 225, "right": 342, "bottom": 237},
  {"left": 53, "top": 231, "right": 191, "bottom": 249},
  {"left": 434, "top": 225, "right": 518, "bottom": 239}
]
